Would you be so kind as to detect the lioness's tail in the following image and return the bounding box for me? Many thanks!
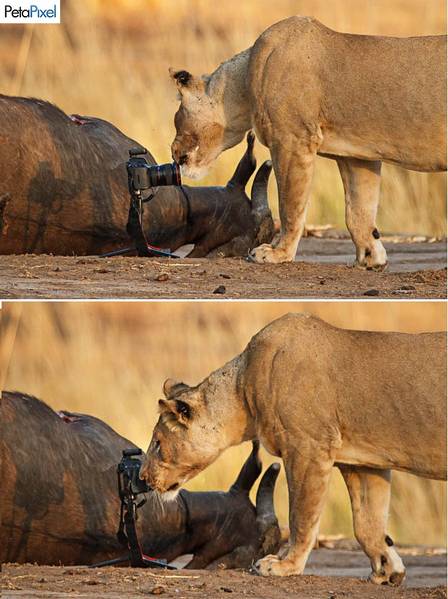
[229,440,262,494]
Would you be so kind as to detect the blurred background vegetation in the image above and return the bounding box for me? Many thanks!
[0,0,446,236]
[1,301,446,546]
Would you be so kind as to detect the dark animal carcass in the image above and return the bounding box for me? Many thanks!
[0,95,274,257]
[0,391,281,568]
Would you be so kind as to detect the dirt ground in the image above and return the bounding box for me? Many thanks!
[0,237,446,300]
[1,547,446,598]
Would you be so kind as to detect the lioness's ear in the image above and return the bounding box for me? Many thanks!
[169,68,207,96]
[163,378,181,397]
[158,398,192,427]
[163,378,191,398]
[170,68,192,87]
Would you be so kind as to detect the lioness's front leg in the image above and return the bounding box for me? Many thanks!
[337,158,387,270]
[249,140,316,264]
[339,465,405,586]
[256,450,333,576]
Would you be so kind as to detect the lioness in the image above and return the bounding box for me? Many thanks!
[169,17,447,266]
[141,314,447,585]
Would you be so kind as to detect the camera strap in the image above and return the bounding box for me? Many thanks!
[126,191,179,258]
[126,187,192,259]
[117,491,176,569]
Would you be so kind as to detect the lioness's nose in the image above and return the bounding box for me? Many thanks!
[171,140,188,163]
[139,463,149,481]
[171,141,180,162]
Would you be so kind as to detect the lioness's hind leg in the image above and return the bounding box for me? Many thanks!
[339,465,405,586]
[337,158,387,270]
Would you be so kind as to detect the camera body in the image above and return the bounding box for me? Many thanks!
[118,448,149,497]
[127,147,182,192]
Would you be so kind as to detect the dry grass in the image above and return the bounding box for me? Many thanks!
[1,301,446,546]
[0,0,446,236]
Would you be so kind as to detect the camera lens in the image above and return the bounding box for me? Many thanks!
[147,163,182,187]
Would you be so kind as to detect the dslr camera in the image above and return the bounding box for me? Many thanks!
[127,147,182,192]
[118,448,149,498]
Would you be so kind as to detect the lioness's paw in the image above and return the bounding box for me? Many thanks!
[354,259,388,272]
[354,242,388,271]
[369,548,406,586]
[248,244,293,264]
[255,554,302,577]
[369,569,406,587]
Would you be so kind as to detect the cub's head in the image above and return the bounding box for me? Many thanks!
[169,68,228,180]
[140,378,222,497]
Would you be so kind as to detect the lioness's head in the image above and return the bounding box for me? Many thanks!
[170,67,249,180]
[140,378,223,496]
[169,69,225,180]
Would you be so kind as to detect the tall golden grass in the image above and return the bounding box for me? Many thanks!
[0,0,446,236]
[1,301,446,546]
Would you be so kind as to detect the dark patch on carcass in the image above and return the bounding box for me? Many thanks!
[24,160,78,251]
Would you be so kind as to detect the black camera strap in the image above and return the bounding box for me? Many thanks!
[116,488,176,569]
[90,449,176,570]
[126,191,160,258]
[126,186,194,259]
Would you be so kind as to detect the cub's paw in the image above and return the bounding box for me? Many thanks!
[255,554,301,577]
[248,244,293,264]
